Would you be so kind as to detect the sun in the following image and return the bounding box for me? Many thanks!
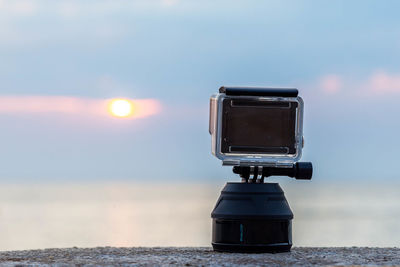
[108,99,134,118]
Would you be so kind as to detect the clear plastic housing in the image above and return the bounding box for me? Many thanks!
[209,93,304,166]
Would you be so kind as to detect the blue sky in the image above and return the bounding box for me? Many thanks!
[0,0,400,182]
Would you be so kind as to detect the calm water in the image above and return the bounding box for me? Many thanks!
[0,181,398,250]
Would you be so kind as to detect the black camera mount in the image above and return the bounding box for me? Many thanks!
[233,162,313,183]
[211,163,313,253]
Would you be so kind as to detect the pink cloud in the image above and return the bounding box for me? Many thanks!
[0,0,37,16]
[313,71,400,97]
[368,71,400,94]
[0,96,161,119]
[319,74,342,95]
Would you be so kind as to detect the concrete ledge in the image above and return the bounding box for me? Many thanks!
[0,247,399,266]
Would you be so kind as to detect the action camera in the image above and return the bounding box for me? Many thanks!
[209,86,313,253]
[210,86,304,167]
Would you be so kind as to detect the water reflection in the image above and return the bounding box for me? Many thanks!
[0,182,398,250]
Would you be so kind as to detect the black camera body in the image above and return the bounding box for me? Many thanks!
[209,87,312,253]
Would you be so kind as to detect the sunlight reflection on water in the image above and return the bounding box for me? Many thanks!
[0,182,398,250]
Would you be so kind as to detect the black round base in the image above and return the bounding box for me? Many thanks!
[212,243,291,253]
[212,218,292,253]
[211,183,293,254]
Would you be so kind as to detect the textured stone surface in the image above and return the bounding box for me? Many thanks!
[0,247,399,266]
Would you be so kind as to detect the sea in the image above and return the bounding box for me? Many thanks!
[0,181,398,250]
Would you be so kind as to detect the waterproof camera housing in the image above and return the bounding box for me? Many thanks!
[209,86,304,167]
[209,86,313,253]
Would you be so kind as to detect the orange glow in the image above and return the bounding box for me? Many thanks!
[108,99,134,118]
[0,96,161,120]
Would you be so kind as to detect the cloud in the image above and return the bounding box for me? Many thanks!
[0,0,37,15]
[0,0,193,47]
[319,74,342,95]
[367,71,400,94]
[0,1,130,47]
[0,96,161,119]
[313,71,400,97]
[0,0,181,17]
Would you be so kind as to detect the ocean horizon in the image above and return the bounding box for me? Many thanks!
[0,181,398,251]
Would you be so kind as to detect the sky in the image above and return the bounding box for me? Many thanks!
[0,0,400,182]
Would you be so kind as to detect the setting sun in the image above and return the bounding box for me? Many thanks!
[108,99,134,118]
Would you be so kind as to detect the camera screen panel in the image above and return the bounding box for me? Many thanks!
[221,99,297,155]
